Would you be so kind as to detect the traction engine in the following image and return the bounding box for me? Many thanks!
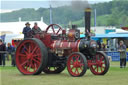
[15,8,109,77]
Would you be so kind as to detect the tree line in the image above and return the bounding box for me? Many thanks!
[1,0,128,27]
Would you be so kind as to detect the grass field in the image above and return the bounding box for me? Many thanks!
[0,62,128,85]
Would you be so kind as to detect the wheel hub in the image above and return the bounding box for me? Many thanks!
[97,60,102,66]
[73,61,81,67]
[27,53,32,60]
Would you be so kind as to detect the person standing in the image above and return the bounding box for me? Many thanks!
[22,22,31,39]
[100,43,107,51]
[118,41,127,68]
[7,43,16,67]
[97,40,101,51]
[32,22,41,34]
[0,39,6,66]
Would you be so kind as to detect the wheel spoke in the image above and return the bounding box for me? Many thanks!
[101,66,103,72]
[52,25,55,34]
[33,57,41,62]
[26,62,30,71]
[56,28,61,34]
[24,63,28,70]
[28,44,31,54]
[34,63,37,71]
[100,57,104,61]
[33,54,41,57]
[71,66,75,70]
[31,46,38,54]
[71,59,75,64]
[24,50,28,55]
[97,65,99,72]
[76,56,80,61]
[28,61,32,71]
[32,58,40,65]
[24,45,29,53]
[93,66,97,70]
[80,67,83,71]
[80,58,83,63]
[18,53,26,57]
[75,68,80,75]
[20,60,28,67]
[77,68,80,75]
[35,48,40,54]
[75,68,77,74]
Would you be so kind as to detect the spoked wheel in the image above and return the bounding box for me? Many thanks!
[45,24,62,35]
[67,52,87,77]
[43,64,66,74]
[89,51,109,75]
[15,38,48,75]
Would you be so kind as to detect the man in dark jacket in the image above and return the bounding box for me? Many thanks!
[22,22,31,38]
[7,43,15,66]
[118,41,127,68]
[32,22,41,34]
[0,39,6,66]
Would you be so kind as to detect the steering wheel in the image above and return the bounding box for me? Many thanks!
[45,24,62,35]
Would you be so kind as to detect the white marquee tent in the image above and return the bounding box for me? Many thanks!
[0,20,48,34]
[0,20,48,44]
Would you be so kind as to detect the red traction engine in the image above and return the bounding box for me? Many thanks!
[15,8,109,77]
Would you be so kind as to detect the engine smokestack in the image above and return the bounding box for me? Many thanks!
[85,8,91,40]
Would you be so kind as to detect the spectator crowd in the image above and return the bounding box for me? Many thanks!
[0,39,15,67]
[0,22,41,67]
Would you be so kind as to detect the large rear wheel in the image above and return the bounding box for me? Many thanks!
[67,52,87,77]
[89,51,109,75]
[15,38,48,75]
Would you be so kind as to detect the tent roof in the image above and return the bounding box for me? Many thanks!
[12,34,24,40]
[0,21,48,34]
[80,33,128,39]
[94,33,128,38]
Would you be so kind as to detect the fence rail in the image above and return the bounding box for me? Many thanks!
[0,51,15,55]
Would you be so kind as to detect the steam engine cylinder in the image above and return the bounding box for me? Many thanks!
[51,40,81,52]
[50,39,97,56]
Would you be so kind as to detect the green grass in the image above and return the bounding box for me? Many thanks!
[0,61,128,85]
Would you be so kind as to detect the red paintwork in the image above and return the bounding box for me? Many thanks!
[121,27,128,30]
[51,40,80,52]
[15,24,108,76]
[12,40,21,47]
[12,40,15,46]
[15,39,42,74]
[33,24,81,56]
[45,24,62,35]
[67,53,85,76]
[88,53,106,75]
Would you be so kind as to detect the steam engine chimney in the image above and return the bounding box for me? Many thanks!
[85,8,91,40]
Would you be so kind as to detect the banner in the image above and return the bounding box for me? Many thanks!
[106,52,128,61]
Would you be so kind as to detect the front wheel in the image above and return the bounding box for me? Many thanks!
[89,51,110,75]
[67,52,87,77]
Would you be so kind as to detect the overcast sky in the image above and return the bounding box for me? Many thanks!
[0,0,112,9]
